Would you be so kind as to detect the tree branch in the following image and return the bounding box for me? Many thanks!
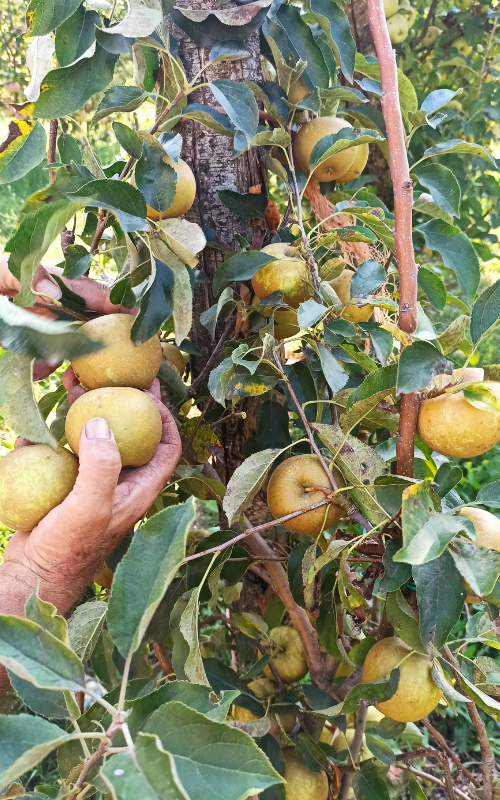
[338,699,368,800]
[400,765,471,800]
[420,717,480,788]
[366,0,418,479]
[153,642,175,680]
[188,315,236,398]
[443,646,493,800]
[48,119,58,184]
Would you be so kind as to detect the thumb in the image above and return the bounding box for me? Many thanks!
[59,418,122,534]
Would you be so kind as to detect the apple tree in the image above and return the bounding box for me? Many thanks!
[0,0,499,798]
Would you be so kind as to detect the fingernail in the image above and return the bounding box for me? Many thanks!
[34,277,62,300]
[85,417,111,440]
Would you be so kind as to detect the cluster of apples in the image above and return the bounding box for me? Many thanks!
[383,0,417,44]
[0,315,186,534]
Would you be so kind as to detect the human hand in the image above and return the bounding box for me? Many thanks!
[0,254,135,380]
[1,379,181,615]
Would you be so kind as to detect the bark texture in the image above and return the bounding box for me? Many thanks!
[169,2,267,483]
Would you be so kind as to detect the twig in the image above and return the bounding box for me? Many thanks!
[188,315,236,398]
[181,498,331,564]
[338,699,368,800]
[475,12,499,98]
[257,641,285,693]
[154,642,175,680]
[443,645,493,800]
[243,517,338,694]
[442,755,456,800]
[366,0,418,479]
[69,721,119,800]
[34,302,95,322]
[379,506,402,537]
[287,143,321,301]
[211,411,247,429]
[48,119,58,184]
[420,717,480,787]
[400,766,471,800]
[411,0,439,47]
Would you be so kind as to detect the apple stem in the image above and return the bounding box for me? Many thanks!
[366,0,419,479]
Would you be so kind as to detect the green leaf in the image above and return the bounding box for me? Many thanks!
[25,586,67,642]
[448,538,500,597]
[223,447,287,526]
[462,382,500,412]
[365,735,396,766]
[132,261,174,346]
[359,323,393,367]
[352,760,390,800]
[434,463,463,498]
[340,363,397,435]
[144,701,283,800]
[182,104,235,137]
[355,53,417,116]
[26,0,82,36]
[204,658,265,717]
[7,673,73,720]
[309,129,382,172]
[413,193,453,224]
[413,550,466,648]
[0,122,47,185]
[0,350,55,446]
[54,5,99,67]
[421,139,496,166]
[63,244,93,279]
[6,201,83,307]
[217,190,268,220]
[210,80,258,139]
[379,540,412,593]
[101,737,188,800]
[33,45,119,119]
[180,584,211,687]
[313,423,388,525]
[57,132,82,166]
[397,340,452,395]
[0,296,101,362]
[0,615,85,691]
[421,89,458,115]
[112,121,143,160]
[417,268,446,312]
[377,717,406,739]
[149,239,192,346]
[337,669,399,715]
[477,480,500,508]
[68,601,107,662]
[416,220,480,301]
[108,500,195,658]
[414,164,461,218]
[213,251,274,296]
[316,343,349,395]
[436,314,470,356]
[350,260,385,297]
[126,682,239,739]
[94,85,148,123]
[385,590,425,653]
[0,714,76,793]
[308,0,355,81]
[136,142,177,214]
[274,4,329,90]
[470,278,500,345]
[395,513,470,565]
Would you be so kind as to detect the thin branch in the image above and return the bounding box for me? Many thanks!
[366,0,418,479]
[475,12,499,98]
[287,142,321,301]
[411,0,439,48]
[154,642,175,680]
[181,498,330,564]
[338,700,368,800]
[420,717,480,788]
[443,645,493,800]
[33,302,95,322]
[69,721,119,800]
[48,119,58,184]
[188,315,236,398]
[257,641,285,693]
[400,766,471,800]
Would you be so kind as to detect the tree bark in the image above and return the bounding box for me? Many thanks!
[170,2,267,481]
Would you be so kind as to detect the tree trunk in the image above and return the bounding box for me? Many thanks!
[169,3,267,484]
